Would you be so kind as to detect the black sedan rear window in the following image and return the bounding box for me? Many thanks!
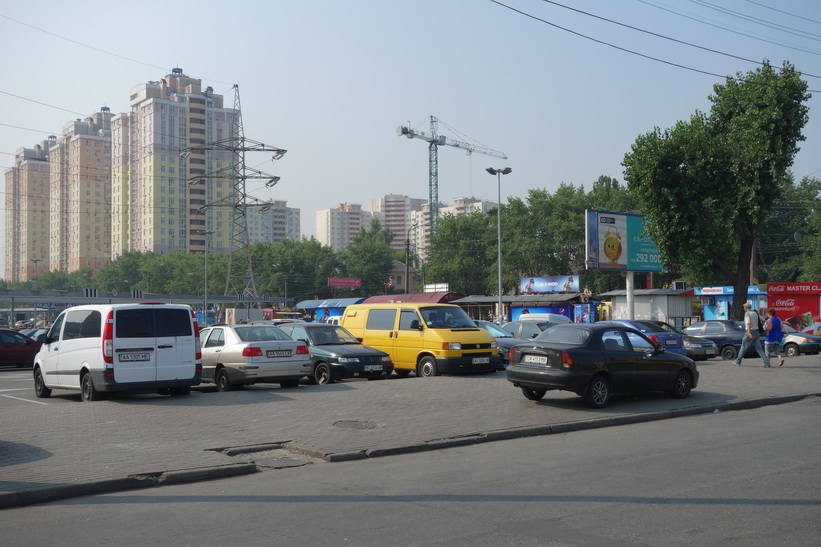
[535,327,590,346]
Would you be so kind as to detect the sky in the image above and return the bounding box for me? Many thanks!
[2,0,821,275]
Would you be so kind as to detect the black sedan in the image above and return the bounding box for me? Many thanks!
[682,320,760,361]
[474,320,530,370]
[278,323,393,384]
[506,324,698,408]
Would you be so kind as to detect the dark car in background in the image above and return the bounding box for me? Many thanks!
[646,321,717,360]
[278,323,393,384]
[682,320,758,361]
[0,328,42,368]
[506,323,698,408]
[597,320,688,357]
[475,320,530,370]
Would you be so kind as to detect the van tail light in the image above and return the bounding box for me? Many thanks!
[296,344,309,355]
[561,350,574,369]
[191,309,202,360]
[102,311,114,364]
[242,347,263,357]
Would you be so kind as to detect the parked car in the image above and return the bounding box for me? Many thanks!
[19,327,50,343]
[475,320,530,370]
[503,320,556,340]
[646,321,718,360]
[277,323,393,384]
[506,323,698,408]
[782,325,821,356]
[597,320,688,357]
[0,328,42,368]
[682,320,759,361]
[199,324,311,390]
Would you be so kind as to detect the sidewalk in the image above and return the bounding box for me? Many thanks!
[2,356,820,508]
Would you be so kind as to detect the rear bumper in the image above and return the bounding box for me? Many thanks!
[505,364,589,394]
[91,369,202,392]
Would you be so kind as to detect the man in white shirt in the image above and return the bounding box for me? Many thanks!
[734,302,771,367]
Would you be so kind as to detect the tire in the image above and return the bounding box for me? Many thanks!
[670,370,692,399]
[216,368,233,392]
[521,386,546,401]
[416,356,440,377]
[395,369,412,377]
[280,379,300,388]
[33,367,51,398]
[784,343,800,357]
[314,362,332,385]
[81,372,102,402]
[720,345,738,361]
[583,375,610,409]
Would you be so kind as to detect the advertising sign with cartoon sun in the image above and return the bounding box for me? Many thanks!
[585,210,665,272]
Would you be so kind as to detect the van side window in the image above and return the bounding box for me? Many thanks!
[399,310,420,330]
[63,310,100,340]
[366,309,396,330]
[48,314,66,342]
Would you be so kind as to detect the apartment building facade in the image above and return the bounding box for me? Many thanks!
[366,194,426,252]
[316,203,381,252]
[4,140,52,282]
[48,108,114,274]
[110,68,236,259]
[247,199,301,244]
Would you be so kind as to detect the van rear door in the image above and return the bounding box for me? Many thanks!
[153,307,197,381]
[113,307,161,383]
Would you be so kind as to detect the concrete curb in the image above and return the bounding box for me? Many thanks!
[0,463,257,510]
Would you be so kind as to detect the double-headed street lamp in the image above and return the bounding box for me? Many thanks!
[486,167,512,323]
[197,230,215,325]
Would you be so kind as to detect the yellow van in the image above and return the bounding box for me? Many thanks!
[340,303,499,377]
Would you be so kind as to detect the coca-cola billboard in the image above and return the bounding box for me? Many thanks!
[766,283,821,334]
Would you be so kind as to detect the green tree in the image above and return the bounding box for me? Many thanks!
[623,61,809,318]
[255,238,339,304]
[426,211,496,295]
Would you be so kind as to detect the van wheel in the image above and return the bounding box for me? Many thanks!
[216,368,233,392]
[34,368,51,398]
[81,372,102,402]
[314,362,332,385]
[417,357,440,377]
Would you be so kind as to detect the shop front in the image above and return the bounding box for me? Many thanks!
[766,283,821,335]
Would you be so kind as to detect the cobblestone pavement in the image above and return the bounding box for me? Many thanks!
[2,355,820,508]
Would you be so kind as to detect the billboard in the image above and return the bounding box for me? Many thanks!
[520,275,579,293]
[327,277,361,287]
[585,210,665,272]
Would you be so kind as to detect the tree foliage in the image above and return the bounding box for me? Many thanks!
[623,61,810,317]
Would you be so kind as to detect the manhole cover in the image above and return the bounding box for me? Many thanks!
[333,420,377,430]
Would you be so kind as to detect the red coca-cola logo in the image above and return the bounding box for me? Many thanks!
[773,298,796,307]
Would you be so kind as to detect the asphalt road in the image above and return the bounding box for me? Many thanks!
[1,396,819,546]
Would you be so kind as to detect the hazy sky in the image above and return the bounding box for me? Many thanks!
[2,0,821,274]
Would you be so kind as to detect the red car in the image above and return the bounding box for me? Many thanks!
[0,328,42,368]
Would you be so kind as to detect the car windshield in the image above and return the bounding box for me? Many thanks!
[653,321,682,334]
[421,306,476,329]
[309,326,359,345]
[534,326,590,346]
[480,321,513,338]
[234,326,290,341]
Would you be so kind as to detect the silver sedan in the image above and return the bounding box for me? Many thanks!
[199,324,311,390]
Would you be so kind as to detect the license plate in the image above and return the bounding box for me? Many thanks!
[706,349,716,354]
[522,355,548,365]
[472,357,490,364]
[119,352,150,362]
[664,339,675,345]
[266,350,292,358]
[364,364,382,371]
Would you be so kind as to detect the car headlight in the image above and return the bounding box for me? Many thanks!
[337,357,360,363]
[443,342,462,350]
[380,355,391,362]
[490,341,497,349]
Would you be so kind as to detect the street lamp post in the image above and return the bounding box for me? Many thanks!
[197,230,215,325]
[31,258,42,288]
[486,167,512,323]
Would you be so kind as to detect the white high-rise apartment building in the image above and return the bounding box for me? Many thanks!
[247,200,301,244]
[316,203,381,252]
[110,68,236,258]
[366,194,426,252]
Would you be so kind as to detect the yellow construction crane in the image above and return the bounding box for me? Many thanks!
[397,115,507,231]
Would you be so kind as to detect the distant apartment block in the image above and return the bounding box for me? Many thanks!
[366,194,426,252]
[316,203,381,252]
[410,197,496,261]
[247,200,301,244]
[48,108,114,274]
[4,140,51,282]
[110,68,237,259]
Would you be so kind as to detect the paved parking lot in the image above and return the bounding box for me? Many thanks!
[2,355,820,508]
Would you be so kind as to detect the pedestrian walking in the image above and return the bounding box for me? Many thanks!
[764,308,786,366]
[734,302,771,367]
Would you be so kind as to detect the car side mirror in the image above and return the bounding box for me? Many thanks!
[410,319,422,330]
[530,333,538,338]
[36,334,47,343]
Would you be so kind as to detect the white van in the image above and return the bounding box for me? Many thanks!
[32,303,202,402]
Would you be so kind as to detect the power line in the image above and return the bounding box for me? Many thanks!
[686,0,821,41]
[743,0,821,26]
